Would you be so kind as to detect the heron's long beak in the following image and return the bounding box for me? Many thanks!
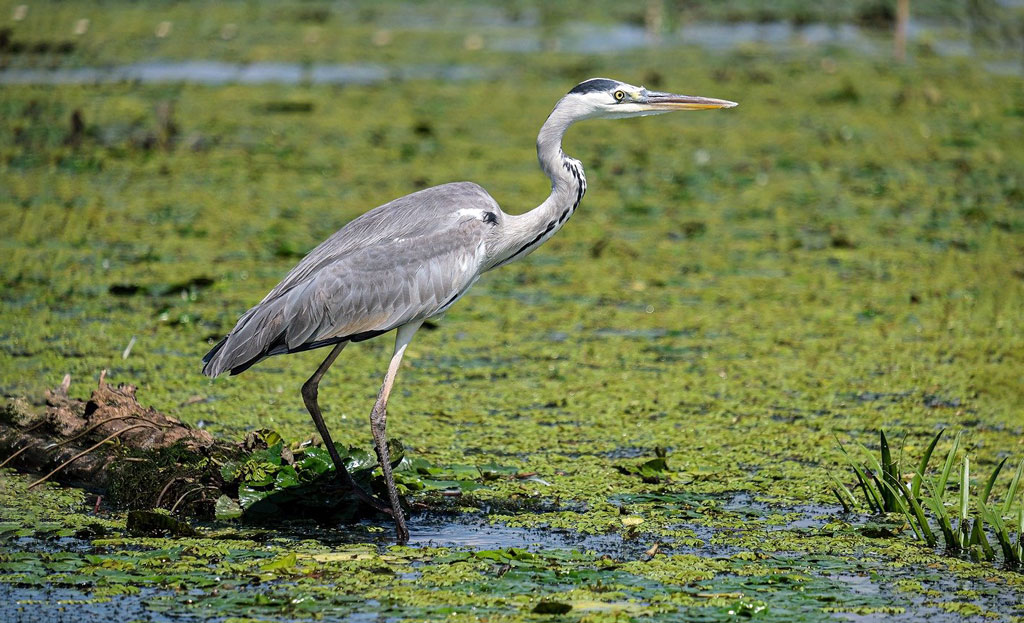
[641,91,738,111]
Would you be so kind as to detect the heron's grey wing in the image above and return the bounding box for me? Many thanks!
[202,199,493,377]
[278,219,488,349]
[258,182,499,306]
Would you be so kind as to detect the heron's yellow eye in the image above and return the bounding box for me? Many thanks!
[614,90,625,102]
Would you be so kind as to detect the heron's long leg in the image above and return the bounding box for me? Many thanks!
[370,320,423,544]
[301,341,391,515]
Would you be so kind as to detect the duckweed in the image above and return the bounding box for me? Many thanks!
[2,2,1023,620]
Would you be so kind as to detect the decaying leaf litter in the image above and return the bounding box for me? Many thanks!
[2,1,1024,620]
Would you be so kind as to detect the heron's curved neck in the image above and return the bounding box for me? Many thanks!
[491,101,586,269]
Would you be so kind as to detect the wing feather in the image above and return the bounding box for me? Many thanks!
[202,185,496,378]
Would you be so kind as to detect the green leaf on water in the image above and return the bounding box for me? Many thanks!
[220,459,241,482]
[260,552,298,573]
[478,462,518,480]
[616,455,672,484]
[238,484,271,510]
[343,447,378,474]
[215,495,243,520]
[298,446,333,476]
[274,465,300,489]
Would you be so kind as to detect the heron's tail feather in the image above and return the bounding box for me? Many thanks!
[201,290,351,377]
[202,286,392,377]
[201,301,291,377]
[201,336,228,368]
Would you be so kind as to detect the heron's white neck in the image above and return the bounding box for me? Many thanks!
[489,100,586,269]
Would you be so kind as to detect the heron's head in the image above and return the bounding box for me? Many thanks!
[561,77,737,121]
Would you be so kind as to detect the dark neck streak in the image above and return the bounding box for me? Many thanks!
[501,155,584,266]
[490,105,588,272]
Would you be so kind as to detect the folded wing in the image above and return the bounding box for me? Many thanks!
[203,184,497,377]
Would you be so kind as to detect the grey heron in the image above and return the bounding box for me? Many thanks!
[202,78,736,542]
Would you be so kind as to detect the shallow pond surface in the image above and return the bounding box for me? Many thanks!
[2,479,1022,622]
[0,61,488,86]
[2,1,1023,621]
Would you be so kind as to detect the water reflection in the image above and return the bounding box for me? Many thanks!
[0,60,487,86]
[1,18,1018,86]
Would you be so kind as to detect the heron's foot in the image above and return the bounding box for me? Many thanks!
[331,473,394,515]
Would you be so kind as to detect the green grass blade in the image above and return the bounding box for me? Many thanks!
[1011,508,1019,561]
[855,440,889,512]
[912,429,944,499]
[837,438,882,513]
[978,499,1016,563]
[959,455,970,548]
[854,464,883,513]
[880,430,896,513]
[922,478,957,549]
[979,456,1007,507]
[828,473,858,513]
[893,476,936,547]
[968,516,995,561]
[1001,458,1023,515]
[937,431,962,495]
[831,488,851,513]
[879,477,923,541]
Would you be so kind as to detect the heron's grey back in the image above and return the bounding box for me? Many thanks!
[202,182,499,377]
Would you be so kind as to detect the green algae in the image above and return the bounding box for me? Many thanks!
[2,2,1024,621]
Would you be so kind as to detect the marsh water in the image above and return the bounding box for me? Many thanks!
[2,1,1023,621]
[2,17,1021,86]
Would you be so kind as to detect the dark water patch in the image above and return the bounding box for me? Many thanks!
[256,100,315,114]
[721,493,841,532]
[0,584,169,623]
[645,342,710,362]
[403,513,649,557]
[923,393,961,409]
[846,390,915,404]
[0,62,487,86]
[489,18,1022,76]
[0,29,76,57]
[108,276,214,298]
[245,512,653,559]
[600,446,653,460]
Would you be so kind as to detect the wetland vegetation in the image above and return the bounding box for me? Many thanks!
[2,1,1023,621]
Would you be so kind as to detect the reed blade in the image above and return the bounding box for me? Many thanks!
[959,456,971,548]
[880,430,896,513]
[937,431,962,496]
[978,499,1016,563]
[922,478,957,549]
[829,473,858,513]
[979,456,1007,508]
[1001,458,1023,515]
[893,476,936,547]
[912,429,944,499]
[968,516,995,561]
[855,441,889,512]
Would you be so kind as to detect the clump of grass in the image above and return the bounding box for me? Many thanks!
[833,429,1023,568]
